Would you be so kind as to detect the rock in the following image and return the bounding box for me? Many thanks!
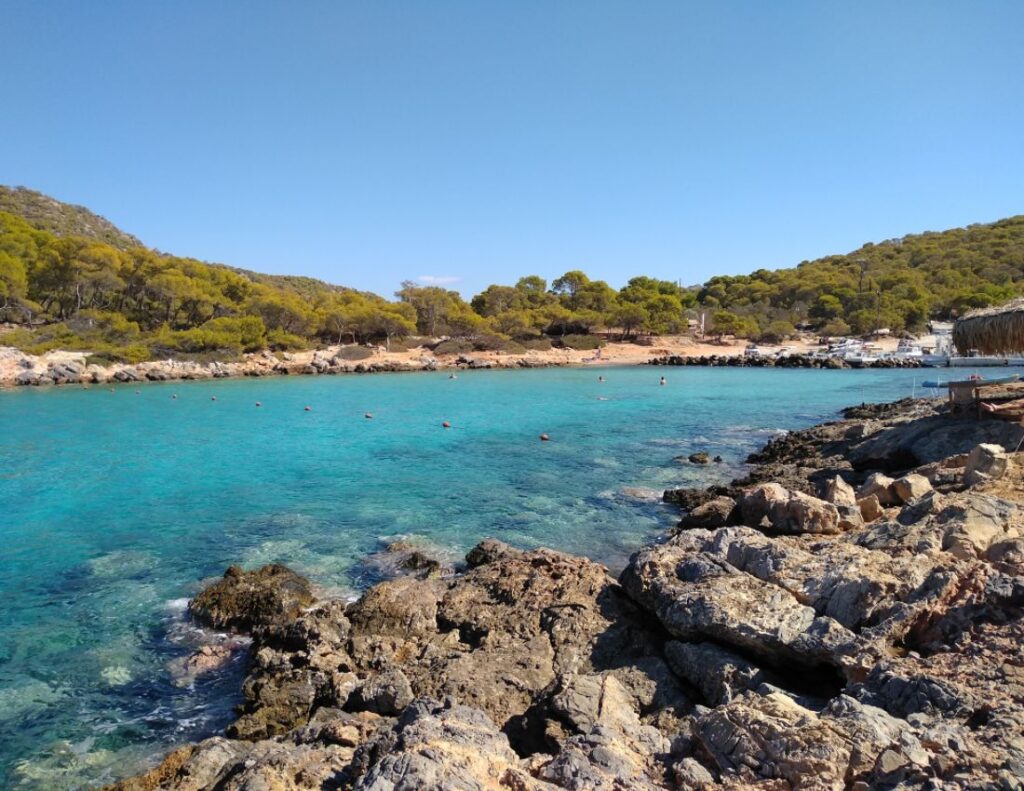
[688,451,710,464]
[352,700,540,790]
[167,643,239,686]
[824,475,857,506]
[736,482,789,528]
[465,538,522,568]
[965,443,1009,486]
[768,490,841,534]
[891,473,932,504]
[187,564,315,632]
[678,496,735,529]
[348,668,414,715]
[858,494,885,522]
[664,640,764,705]
[986,537,1024,565]
[859,473,898,506]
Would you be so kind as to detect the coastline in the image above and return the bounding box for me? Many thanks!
[1,335,911,388]
[104,395,1024,790]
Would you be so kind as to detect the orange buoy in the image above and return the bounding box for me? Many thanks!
[304,406,312,412]
[365,412,373,419]
[442,421,451,428]
[539,433,550,441]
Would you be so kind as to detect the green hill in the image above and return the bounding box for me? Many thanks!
[0,186,143,250]
[1,185,1022,362]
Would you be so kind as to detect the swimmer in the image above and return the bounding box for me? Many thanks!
[659,377,667,386]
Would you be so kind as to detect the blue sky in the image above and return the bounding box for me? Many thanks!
[2,1,1022,298]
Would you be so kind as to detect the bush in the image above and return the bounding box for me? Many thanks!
[84,344,152,366]
[432,338,474,355]
[333,345,374,361]
[470,333,524,352]
[266,329,309,351]
[554,334,605,351]
[521,338,553,351]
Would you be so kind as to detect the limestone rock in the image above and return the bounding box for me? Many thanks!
[891,473,932,504]
[679,496,736,529]
[964,443,1009,486]
[858,494,884,522]
[187,564,315,632]
[859,472,897,506]
[823,475,857,506]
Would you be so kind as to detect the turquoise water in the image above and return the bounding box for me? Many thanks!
[0,365,941,787]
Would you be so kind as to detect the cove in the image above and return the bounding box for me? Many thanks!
[0,365,937,787]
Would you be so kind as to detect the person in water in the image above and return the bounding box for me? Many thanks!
[660,376,667,386]
[598,375,605,383]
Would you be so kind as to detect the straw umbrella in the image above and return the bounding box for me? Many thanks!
[953,299,1024,355]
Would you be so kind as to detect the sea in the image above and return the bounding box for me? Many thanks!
[0,365,956,787]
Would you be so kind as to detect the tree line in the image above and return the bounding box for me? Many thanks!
[2,204,1023,362]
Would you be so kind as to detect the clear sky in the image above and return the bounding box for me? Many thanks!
[2,1,1022,298]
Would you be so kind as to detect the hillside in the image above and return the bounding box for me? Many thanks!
[0,186,143,250]
[1,185,1023,363]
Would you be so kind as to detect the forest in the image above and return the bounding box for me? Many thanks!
[1,186,1023,362]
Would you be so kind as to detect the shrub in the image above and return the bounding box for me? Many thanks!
[266,329,309,350]
[554,334,605,351]
[432,339,474,355]
[333,345,374,361]
[521,338,553,351]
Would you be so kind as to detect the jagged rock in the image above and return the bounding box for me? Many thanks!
[965,443,1009,486]
[736,482,789,528]
[187,564,315,632]
[768,490,841,534]
[858,494,885,522]
[352,699,541,790]
[859,472,898,506]
[349,668,414,715]
[824,475,857,506]
[678,496,735,529]
[892,473,932,504]
[465,537,522,567]
[664,640,764,705]
[688,451,710,464]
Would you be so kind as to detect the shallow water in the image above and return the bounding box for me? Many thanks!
[0,365,951,786]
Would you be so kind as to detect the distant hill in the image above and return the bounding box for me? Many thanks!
[1,185,1023,363]
[0,185,143,250]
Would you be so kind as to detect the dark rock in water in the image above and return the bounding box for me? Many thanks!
[663,484,735,509]
[465,537,522,568]
[187,564,315,632]
[678,496,736,529]
[688,451,710,464]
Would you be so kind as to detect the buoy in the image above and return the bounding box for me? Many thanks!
[442,421,451,428]
[365,412,373,419]
[255,401,262,407]
[539,433,550,441]
[304,406,312,412]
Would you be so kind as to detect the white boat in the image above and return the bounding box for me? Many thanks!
[845,353,879,368]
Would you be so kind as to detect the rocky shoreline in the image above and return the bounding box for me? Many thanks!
[651,353,923,369]
[108,398,1024,790]
[0,347,570,387]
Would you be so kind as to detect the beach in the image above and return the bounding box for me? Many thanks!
[0,334,910,388]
